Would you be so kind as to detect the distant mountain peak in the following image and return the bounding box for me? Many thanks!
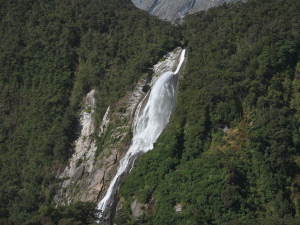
[132,0,247,23]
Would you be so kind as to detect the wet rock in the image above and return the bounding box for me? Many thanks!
[142,84,150,93]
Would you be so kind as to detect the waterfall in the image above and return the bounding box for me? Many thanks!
[97,49,186,220]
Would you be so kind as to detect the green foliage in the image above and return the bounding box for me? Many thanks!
[4,0,300,224]
[23,201,98,225]
[0,0,180,223]
[120,0,300,224]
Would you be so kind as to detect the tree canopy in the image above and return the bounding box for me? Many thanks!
[119,0,300,224]
[0,0,180,224]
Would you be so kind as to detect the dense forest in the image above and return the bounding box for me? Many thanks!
[0,0,180,224]
[118,0,300,224]
[1,0,300,224]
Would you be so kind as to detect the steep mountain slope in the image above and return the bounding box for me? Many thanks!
[132,0,247,23]
[54,48,184,210]
[2,0,300,224]
[0,0,181,224]
[117,0,300,224]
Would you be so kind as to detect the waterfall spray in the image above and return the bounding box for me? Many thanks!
[97,49,186,221]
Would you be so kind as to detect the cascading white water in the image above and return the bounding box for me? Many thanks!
[97,49,186,218]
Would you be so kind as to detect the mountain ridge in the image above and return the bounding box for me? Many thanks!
[132,0,247,22]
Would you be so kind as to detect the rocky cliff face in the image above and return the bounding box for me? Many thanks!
[132,0,246,23]
[54,48,184,206]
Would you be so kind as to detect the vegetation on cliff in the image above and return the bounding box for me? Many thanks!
[2,0,300,224]
[119,0,300,224]
[0,0,180,224]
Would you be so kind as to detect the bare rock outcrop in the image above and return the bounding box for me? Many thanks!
[54,47,184,206]
[132,0,247,23]
[54,90,100,205]
[131,199,144,219]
